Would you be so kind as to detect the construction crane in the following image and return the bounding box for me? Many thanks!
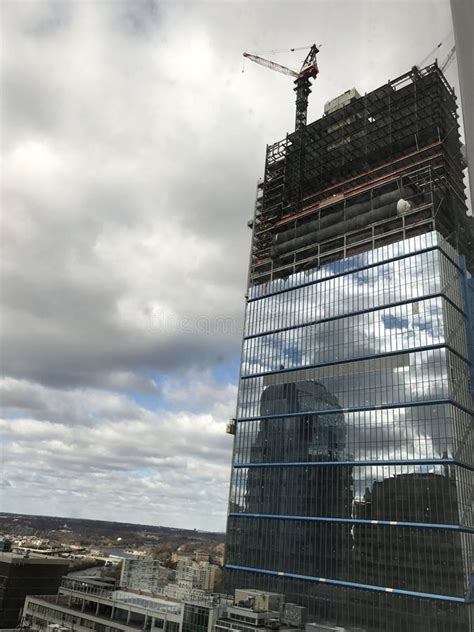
[440,45,456,72]
[243,44,320,132]
[416,33,456,73]
[417,41,444,68]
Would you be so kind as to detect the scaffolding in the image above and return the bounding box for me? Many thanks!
[250,63,473,286]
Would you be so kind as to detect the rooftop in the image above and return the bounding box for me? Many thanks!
[0,552,69,565]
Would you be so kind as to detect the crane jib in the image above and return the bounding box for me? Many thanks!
[242,43,320,132]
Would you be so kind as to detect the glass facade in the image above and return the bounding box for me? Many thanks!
[182,604,210,632]
[225,232,474,631]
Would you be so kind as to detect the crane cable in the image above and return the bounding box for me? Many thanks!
[417,31,453,68]
[259,45,313,54]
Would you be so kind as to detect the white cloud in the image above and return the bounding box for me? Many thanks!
[0,376,235,529]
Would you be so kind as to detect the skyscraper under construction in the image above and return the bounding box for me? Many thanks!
[225,63,474,632]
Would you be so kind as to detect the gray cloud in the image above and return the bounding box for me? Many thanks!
[0,0,458,528]
[0,376,235,528]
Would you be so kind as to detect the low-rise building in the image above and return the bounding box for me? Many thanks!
[21,569,311,632]
[171,551,194,565]
[23,577,182,632]
[214,590,307,632]
[160,581,214,604]
[176,560,222,592]
[182,597,230,632]
[193,551,210,563]
[22,577,231,632]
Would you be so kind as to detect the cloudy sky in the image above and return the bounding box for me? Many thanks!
[0,0,461,531]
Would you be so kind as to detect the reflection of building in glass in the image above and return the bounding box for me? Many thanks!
[248,381,347,472]
[353,472,467,596]
[234,381,353,582]
[225,64,474,632]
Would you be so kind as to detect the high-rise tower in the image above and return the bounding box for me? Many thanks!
[225,64,474,632]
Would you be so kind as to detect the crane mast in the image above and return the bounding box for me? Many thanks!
[243,44,320,132]
[294,45,319,131]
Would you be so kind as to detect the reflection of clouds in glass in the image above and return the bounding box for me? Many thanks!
[245,235,452,337]
[348,406,442,502]
[238,347,469,421]
[230,461,467,524]
[236,402,460,464]
[235,230,473,527]
[242,296,454,376]
[381,313,409,329]
[231,398,472,520]
[248,232,451,301]
[229,230,473,618]
[242,229,470,382]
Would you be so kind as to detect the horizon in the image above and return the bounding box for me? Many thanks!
[0,510,224,535]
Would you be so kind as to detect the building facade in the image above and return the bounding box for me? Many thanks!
[176,560,221,592]
[23,577,182,632]
[22,576,231,632]
[0,552,69,628]
[225,65,474,631]
[120,558,170,594]
[214,589,306,632]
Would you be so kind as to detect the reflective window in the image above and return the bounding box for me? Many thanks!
[227,231,474,632]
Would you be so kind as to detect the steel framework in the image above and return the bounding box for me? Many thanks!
[249,63,473,286]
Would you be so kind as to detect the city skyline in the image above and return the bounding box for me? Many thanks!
[0,0,466,531]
